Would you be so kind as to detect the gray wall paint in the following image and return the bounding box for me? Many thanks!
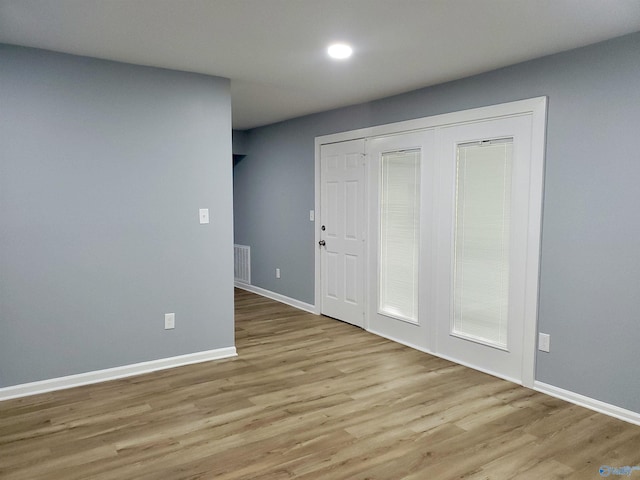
[232,130,249,155]
[233,32,640,413]
[0,45,234,387]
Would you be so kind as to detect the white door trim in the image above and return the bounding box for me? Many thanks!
[314,97,547,388]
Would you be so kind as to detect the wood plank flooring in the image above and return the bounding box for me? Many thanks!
[1,288,639,479]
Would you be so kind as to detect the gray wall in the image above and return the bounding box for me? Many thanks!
[233,32,640,413]
[232,129,249,156]
[0,45,234,387]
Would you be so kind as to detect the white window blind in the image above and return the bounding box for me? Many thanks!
[379,149,420,322]
[453,139,513,348]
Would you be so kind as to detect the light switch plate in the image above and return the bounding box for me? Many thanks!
[309,210,315,221]
[199,208,209,224]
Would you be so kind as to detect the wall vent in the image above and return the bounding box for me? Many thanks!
[234,244,251,284]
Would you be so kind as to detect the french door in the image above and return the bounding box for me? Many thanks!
[316,98,545,386]
[366,131,435,351]
[434,115,535,383]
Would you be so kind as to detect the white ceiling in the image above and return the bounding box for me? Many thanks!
[1,0,640,130]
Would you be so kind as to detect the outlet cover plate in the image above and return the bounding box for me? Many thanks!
[538,333,550,352]
[199,208,209,224]
[165,313,175,330]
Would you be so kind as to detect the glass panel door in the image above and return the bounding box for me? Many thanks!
[436,115,534,384]
[367,130,435,352]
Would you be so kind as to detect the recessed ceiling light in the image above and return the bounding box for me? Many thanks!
[327,43,353,60]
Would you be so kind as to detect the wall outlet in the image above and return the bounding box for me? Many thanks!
[199,208,209,224]
[276,268,281,279]
[165,313,175,330]
[538,333,550,352]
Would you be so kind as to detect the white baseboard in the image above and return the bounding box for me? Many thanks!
[534,381,640,426]
[0,346,237,401]
[234,282,318,314]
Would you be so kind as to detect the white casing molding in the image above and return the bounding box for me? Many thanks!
[0,347,237,401]
[234,282,317,314]
[534,381,640,426]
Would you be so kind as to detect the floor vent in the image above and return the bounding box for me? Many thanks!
[234,244,251,284]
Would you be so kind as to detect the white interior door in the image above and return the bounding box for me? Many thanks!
[367,131,435,350]
[434,115,535,384]
[320,139,366,327]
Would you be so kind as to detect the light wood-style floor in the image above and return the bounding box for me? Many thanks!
[1,289,639,479]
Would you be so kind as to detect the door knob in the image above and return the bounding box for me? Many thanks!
[318,240,326,246]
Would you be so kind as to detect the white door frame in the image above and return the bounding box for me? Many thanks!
[314,97,547,388]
